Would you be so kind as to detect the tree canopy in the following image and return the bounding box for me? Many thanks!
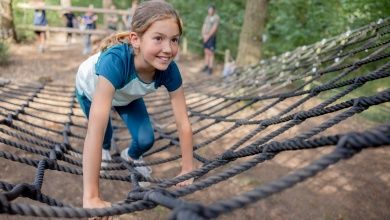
[263,0,390,57]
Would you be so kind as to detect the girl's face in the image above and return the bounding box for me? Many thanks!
[134,18,180,73]
[208,7,215,15]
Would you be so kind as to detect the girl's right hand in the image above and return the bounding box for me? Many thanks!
[83,197,112,220]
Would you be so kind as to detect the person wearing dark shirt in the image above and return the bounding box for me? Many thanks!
[62,11,76,44]
[106,5,119,33]
[201,4,220,75]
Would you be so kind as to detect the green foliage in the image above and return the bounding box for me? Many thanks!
[112,0,132,10]
[0,41,9,65]
[263,0,390,57]
[13,0,34,42]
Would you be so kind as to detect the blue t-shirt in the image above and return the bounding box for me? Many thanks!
[82,15,96,29]
[96,43,182,92]
[76,43,182,106]
[33,10,47,26]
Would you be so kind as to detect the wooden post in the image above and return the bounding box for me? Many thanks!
[182,37,188,55]
[60,0,71,41]
[60,0,71,7]
[102,0,113,27]
[224,49,230,66]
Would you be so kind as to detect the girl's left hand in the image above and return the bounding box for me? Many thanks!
[175,170,194,187]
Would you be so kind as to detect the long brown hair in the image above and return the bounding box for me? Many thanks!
[99,0,182,52]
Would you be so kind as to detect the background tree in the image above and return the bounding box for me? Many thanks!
[102,0,112,27]
[1,0,17,40]
[60,0,71,7]
[236,0,268,65]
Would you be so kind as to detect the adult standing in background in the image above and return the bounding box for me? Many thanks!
[201,4,219,75]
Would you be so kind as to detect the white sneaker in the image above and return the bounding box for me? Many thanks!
[101,149,112,169]
[133,157,153,175]
[120,148,152,187]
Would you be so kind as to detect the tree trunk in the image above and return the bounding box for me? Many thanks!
[102,0,112,27]
[60,0,71,7]
[0,0,17,40]
[236,0,268,66]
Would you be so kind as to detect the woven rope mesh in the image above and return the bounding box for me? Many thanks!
[0,18,389,219]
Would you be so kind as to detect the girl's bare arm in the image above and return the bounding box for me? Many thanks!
[169,86,194,186]
[82,76,115,206]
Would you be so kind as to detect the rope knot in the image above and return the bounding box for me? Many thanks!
[335,133,363,159]
[260,144,277,160]
[54,144,65,160]
[293,111,306,121]
[59,143,69,151]
[144,188,177,201]
[140,188,178,209]
[278,94,288,100]
[259,119,271,127]
[126,188,147,203]
[49,150,57,160]
[262,144,271,154]
[4,114,13,126]
[5,183,37,202]
[352,97,369,111]
[213,116,225,122]
[310,87,321,96]
[221,150,236,161]
[352,60,362,68]
[42,158,56,169]
[235,119,248,125]
[353,76,365,86]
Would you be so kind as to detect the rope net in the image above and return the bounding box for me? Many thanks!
[0,18,389,219]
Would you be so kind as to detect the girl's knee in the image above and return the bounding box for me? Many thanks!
[128,134,154,159]
[137,132,155,151]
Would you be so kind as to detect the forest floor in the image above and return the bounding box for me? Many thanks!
[0,34,389,220]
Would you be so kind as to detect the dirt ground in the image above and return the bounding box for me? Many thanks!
[0,34,389,220]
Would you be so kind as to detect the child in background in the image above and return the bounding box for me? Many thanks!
[33,1,47,53]
[62,10,76,44]
[106,5,119,33]
[75,0,194,213]
[81,5,98,55]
